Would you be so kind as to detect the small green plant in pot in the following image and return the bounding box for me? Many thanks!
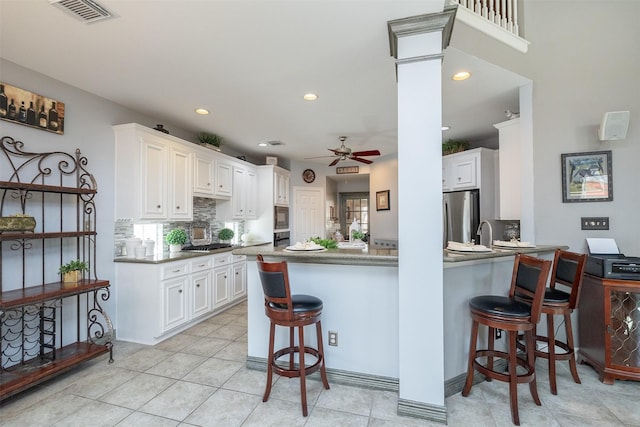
[59,259,89,284]
[442,139,470,156]
[197,132,223,151]
[218,228,235,243]
[351,230,365,242]
[166,228,188,252]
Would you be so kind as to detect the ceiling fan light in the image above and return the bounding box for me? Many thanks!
[303,93,318,101]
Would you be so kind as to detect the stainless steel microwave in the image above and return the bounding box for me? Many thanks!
[274,206,289,230]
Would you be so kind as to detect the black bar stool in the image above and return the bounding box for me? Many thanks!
[517,249,587,395]
[256,254,330,416]
[462,253,552,426]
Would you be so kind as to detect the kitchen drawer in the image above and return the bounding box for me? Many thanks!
[161,262,190,280]
[191,256,213,273]
[233,254,246,263]
[213,253,232,267]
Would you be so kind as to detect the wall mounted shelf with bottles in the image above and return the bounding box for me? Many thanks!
[0,82,65,134]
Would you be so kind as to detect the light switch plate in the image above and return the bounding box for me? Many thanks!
[581,217,609,230]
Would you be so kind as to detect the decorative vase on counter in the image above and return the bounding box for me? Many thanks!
[169,244,182,253]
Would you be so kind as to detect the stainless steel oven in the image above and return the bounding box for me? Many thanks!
[273,231,290,248]
[274,206,289,230]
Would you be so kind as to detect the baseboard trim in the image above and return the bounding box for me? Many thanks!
[398,398,447,424]
[246,356,399,392]
[444,359,507,397]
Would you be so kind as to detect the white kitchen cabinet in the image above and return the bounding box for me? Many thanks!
[274,167,290,206]
[191,257,213,318]
[193,153,215,196]
[450,151,478,190]
[162,278,188,333]
[215,159,233,198]
[494,118,521,220]
[232,255,247,299]
[114,123,193,221]
[246,169,257,218]
[226,164,258,220]
[213,253,232,309]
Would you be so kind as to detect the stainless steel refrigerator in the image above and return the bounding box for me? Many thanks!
[442,189,480,248]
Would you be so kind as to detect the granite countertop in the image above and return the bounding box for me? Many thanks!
[232,244,399,267]
[113,241,271,264]
[443,244,567,265]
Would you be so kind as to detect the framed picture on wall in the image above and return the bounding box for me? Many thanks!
[0,82,65,134]
[376,190,390,211]
[561,150,612,202]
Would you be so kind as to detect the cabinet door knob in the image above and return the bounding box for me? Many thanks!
[157,204,161,208]
[178,289,183,293]
[196,284,200,288]
[176,206,180,210]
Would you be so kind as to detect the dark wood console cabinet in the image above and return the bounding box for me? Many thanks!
[0,136,113,400]
[578,274,640,384]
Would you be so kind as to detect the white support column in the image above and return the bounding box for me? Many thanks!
[388,7,456,423]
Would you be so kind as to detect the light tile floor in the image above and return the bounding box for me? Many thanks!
[2,301,639,426]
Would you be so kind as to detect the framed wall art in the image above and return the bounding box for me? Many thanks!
[376,190,390,211]
[0,82,65,135]
[561,150,612,203]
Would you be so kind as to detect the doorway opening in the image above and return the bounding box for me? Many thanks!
[339,192,369,239]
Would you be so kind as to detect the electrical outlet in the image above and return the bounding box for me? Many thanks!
[328,330,338,346]
[581,217,609,230]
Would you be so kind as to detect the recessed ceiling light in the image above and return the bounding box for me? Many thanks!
[195,108,209,115]
[442,126,450,131]
[258,142,269,147]
[303,93,318,101]
[452,71,471,81]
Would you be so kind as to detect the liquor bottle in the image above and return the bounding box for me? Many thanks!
[38,105,47,128]
[26,101,37,125]
[0,84,7,118]
[48,101,58,131]
[18,101,27,123]
[8,98,17,120]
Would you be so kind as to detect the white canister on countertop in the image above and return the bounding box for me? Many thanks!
[125,238,142,258]
[143,238,155,256]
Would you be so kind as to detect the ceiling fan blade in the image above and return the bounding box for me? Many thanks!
[329,158,341,167]
[328,148,340,155]
[304,155,335,159]
[350,157,373,164]
[351,150,380,157]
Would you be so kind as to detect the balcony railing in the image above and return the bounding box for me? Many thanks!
[448,0,529,52]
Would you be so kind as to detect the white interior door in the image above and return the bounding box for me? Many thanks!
[292,186,324,243]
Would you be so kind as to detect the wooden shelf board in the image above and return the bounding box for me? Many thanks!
[0,181,96,195]
[0,231,96,242]
[0,280,110,309]
[0,341,110,401]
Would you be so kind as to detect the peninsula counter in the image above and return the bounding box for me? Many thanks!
[234,244,565,393]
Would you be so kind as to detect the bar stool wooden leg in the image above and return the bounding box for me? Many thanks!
[526,330,541,406]
[564,312,581,384]
[462,320,479,396]
[298,325,308,417]
[487,327,495,380]
[508,331,520,426]
[263,322,276,402]
[316,320,330,389]
[546,313,558,395]
[289,326,295,371]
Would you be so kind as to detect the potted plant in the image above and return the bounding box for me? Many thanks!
[59,259,89,284]
[166,228,188,252]
[351,230,365,242]
[217,227,235,243]
[197,132,223,151]
[442,139,470,156]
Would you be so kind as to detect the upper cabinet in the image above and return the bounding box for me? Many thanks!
[114,124,193,221]
[494,118,521,220]
[274,167,290,206]
[193,152,215,197]
[442,148,496,192]
[230,165,257,219]
[214,159,233,198]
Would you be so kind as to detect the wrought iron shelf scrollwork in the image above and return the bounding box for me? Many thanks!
[0,135,112,401]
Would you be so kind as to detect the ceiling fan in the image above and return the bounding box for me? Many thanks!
[307,136,381,166]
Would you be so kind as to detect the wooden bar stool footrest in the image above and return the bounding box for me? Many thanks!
[272,346,323,378]
[473,349,535,384]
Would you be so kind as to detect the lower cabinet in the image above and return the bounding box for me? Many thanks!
[116,252,246,345]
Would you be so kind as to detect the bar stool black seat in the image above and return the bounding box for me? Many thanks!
[256,254,330,417]
[517,249,587,395]
[462,253,552,426]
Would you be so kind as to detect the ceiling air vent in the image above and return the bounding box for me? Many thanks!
[50,0,114,24]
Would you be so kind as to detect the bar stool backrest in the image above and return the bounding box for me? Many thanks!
[550,249,587,309]
[511,253,552,324]
[256,254,295,320]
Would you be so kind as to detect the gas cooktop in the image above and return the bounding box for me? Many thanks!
[182,243,233,251]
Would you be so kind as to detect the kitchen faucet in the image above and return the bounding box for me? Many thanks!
[476,220,493,247]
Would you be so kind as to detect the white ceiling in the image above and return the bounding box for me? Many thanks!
[0,0,528,166]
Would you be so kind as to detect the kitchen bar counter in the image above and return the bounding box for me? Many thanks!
[113,241,271,264]
[232,244,398,266]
